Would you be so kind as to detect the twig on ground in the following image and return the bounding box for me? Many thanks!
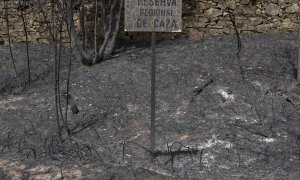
[236,124,269,138]
[190,76,214,102]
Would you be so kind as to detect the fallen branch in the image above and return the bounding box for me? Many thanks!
[236,124,269,138]
[190,76,214,102]
[70,113,107,135]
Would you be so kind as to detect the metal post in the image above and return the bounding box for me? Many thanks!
[150,32,156,162]
[297,15,300,81]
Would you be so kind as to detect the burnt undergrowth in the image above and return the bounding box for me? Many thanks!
[0,33,300,178]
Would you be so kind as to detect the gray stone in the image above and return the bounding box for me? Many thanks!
[285,4,299,13]
[206,8,223,17]
[265,3,280,16]
[226,0,236,9]
[271,0,278,4]
[281,18,298,29]
[250,17,263,26]
[240,0,251,5]
[256,23,274,32]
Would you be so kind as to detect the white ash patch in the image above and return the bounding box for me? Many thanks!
[127,103,138,112]
[233,115,259,123]
[197,134,233,149]
[217,88,235,102]
[261,138,276,143]
[174,100,189,118]
[201,152,215,168]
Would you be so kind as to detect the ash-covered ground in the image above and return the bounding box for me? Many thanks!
[0,33,300,179]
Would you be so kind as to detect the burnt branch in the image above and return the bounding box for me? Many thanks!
[228,8,241,56]
[190,76,214,102]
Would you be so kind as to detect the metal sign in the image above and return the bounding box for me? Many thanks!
[125,0,182,32]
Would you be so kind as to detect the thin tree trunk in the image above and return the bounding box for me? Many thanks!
[19,0,31,84]
[100,0,107,33]
[37,0,55,41]
[80,0,86,50]
[94,0,118,64]
[94,0,98,56]
[64,0,92,65]
[297,14,300,81]
[64,0,75,136]
[4,0,22,90]
[105,0,124,56]
[64,41,72,137]
[59,0,123,66]
[52,0,63,140]
[57,25,70,135]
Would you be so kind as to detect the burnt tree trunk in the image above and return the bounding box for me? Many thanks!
[297,14,300,81]
[61,0,124,66]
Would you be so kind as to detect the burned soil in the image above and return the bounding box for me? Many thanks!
[0,33,300,179]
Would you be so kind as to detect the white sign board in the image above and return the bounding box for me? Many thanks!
[125,0,182,32]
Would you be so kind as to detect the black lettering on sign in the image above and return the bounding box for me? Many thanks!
[140,9,144,16]
[140,9,174,16]
[153,19,177,29]
[137,19,148,28]
[138,0,177,6]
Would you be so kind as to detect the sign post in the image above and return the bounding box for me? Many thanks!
[150,31,156,162]
[125,0,182,162]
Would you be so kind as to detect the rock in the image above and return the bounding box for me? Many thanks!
[197,2,210,10]
[278,0,285,5]
[265,3,280,16]
[236,6,256,15]
[0,1,299,43]
[240,0,251,5]
[271,0,278,4]
[285,4,299,13]
[281,18,298,29]
[70,104,79,114]
[206,8,223,17]
[256,23,274,32]
[194,21,207,28]
[226,0,236,9]
[271,18,282,27]
[250,17,263,26]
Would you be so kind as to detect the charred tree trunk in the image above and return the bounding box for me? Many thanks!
[104,0,124,56]
[60,0,124,66]
[4,0,22,89]
[80,0,86,50]
[62,0,92,65]
[18,0,31,84]
[297,14,300,81]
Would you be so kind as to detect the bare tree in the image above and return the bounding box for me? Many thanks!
[60,0,124,66]
[4,0,22,89]
[37,0,71,140]
[35,0,124,139]
[18,0,31,84]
